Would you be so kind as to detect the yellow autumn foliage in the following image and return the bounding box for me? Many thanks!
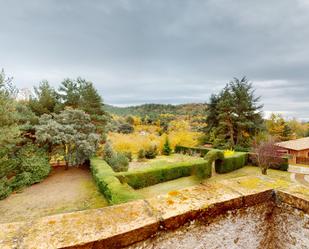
[108,130,202,155]
[224,150,235,157]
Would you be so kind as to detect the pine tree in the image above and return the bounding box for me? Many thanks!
[58,79,80,108]
[29,80,61,116]
[205,77,263,149]
[162,137,172,155]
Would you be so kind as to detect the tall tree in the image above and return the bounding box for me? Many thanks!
[0,70,20,179]
[35,109,100,168]
[265,113,292,141]
[205,77,263,149]
[58,77,108,140]
[29,80,61,116]
[58,78,80,108]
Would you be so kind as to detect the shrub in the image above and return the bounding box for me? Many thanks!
[16,144,51,184]
[194,160,212,179]
[107,153,129,172]
[144,145,157,159]
[123,151,133,162]
[215,152,247,174]
[224,150,235,157]
[117,123,134,134]
[0,177,12,200]
[248,153,289,171]
[9,172,32,190]
[194,150,224,179]
[116,160,210,189]
[137,149,146,161]
[174,145,211,157]
[162,137,172,155]
[90,157,141,204]
[104,141,129,172]
[205,149,224,162]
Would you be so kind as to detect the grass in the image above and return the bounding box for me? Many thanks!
[129,154,204,171]
[136,166,293,199]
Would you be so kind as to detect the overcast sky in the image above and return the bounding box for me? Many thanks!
[1,0,309,120]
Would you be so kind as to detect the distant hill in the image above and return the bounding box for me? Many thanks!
[105,103,207,117]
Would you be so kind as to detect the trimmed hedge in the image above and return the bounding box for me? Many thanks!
[174,145,211,157]
[115,159,211,189]
[247,153,289,171]
[175,146,249,174]
[90,157,141,205]
[215,152,248,174]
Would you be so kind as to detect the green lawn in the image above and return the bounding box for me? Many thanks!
[129,154,204,171]
[136,166,292,199]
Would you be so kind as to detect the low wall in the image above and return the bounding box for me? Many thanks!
[1,177,309,249]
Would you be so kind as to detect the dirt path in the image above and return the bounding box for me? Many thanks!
[0,167,108,224]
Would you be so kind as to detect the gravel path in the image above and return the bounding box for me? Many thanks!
[0,167,108,224]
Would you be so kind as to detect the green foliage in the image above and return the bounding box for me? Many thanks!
[90,157,141,204]
[106,153,129,172]
[29,81,61,116]
[117,123,134,134]
[174,145,210,157]
[35,109,100,167]
[58,78,80,108]
[144,145,158,159]
[204,149,224,162]
[205,77,263,149]
[15,144,51,183]
[123,151,133,162]
[215,152,247,174]
[194,160,212,179]
[116,160,210,189]
[0,144,51,200]
[0,177,12,200]
[103,141,129,172]
[162,137,172,155]
[137,149,146,160]
[174,145,247,175]
[265,113,293,141]
[194,149,224,179]
[9,172,32,190]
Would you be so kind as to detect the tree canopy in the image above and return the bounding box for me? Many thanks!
[205,77,263,149]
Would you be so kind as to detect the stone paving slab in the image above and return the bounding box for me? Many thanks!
[0,200,159,249]
[146,182,243,229]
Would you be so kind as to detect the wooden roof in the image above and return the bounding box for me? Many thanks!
[276,137,309,151]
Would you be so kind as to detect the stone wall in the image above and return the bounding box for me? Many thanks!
[1,176,309,249]
[126,202,274,249]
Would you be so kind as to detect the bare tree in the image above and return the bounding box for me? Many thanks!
[253,137,283,175]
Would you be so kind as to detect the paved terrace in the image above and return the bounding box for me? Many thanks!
[1,175,309,249]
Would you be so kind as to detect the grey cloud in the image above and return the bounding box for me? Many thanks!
[0,0,309,120]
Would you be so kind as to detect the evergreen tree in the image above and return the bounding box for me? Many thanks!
[29,80,61,116]
[162,137,172,155]
[58,78,80,108]
[35,109,100,168]
[205,77,263,149]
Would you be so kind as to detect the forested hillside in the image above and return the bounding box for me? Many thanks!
[105,103,207,118]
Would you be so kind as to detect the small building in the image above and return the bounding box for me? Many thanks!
[276,137,309,165]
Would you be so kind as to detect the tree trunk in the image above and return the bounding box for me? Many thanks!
[65,161,69,170]
[261,167,267,175]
